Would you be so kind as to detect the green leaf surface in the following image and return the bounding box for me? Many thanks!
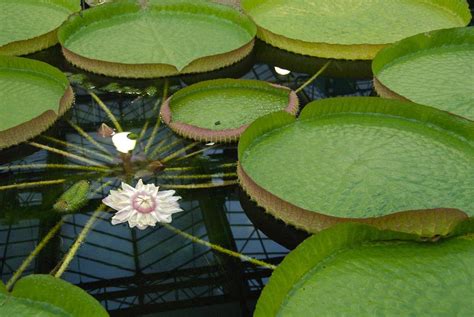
[255,222,474,316]
[0,294,71,317]
[168,79,292,130]
[0,0,79,47]
[0,55,73,149]
[0,0,80,55]
[0,281,7,294]
[374,27,474,120]
[0,56,67,130]
[239,97,474,219]
[242,0,470,45]
[12,275,108,317]
[59,0,256,71]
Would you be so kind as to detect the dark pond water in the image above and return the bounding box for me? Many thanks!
[2,6,473,312]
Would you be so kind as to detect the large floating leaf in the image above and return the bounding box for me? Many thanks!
[0,0,80,55]
[238,97,473,234]
[241,0,471,60]
[161,79,298,142]
[0,274,108,316]
[58,0,257,78]
[0,56,74,149]
[255,222,474,316]
[374,27,474,121]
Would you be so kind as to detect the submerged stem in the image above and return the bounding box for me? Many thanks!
[160,180,238,189]
[6,219,65,290]
[149,138,181,159]
[144,80,169,155]
[295,61,331,93]
[41,136,114,163]
[0,179,66,191]
[29,142,106,167]
[0,164,108,173]
[159,172,236,180]
[163,162,237,173]
[161,142,200,163]
[90,91,123,133]
[177,144,218,161]
[162,223,276,270]
[54,204,107,278]
[65,120,112,156]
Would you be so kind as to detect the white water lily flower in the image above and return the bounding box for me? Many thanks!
[112,132,137,153]
[103,179,182,230]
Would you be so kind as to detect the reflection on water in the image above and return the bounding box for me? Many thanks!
[0,43,373,316]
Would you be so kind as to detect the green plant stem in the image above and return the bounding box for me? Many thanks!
[161,223,276,270]
[162,166,195,172]
[164,162,237,172]
[65,119,113,156]
[41,136,115,163]
[120,153,134,175]
[177,144,218,161]
[29,142,106,167]
[159,172,236,180]
[295,61,331,93]
[160,180,238,189]
[136,120,150,147]
[148,137,168,155]
[6,219,66,290]
[54,205,107,278]
[149,139,182,159]
[161,142,200,163]
[144,80,169,155]
[0,164,108,173]
[0,179,66,191]
[90,91,123,132]
[92,180,114,195]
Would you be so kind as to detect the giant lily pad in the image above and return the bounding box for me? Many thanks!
[241,0,471,60]
[373,27,474,121]
[238,97,473,234]
[255,221,474,316]
[58,0,257,78]
[0,0,80,56]
[0,55,74,149]
[0,274,108,316]
[161,79,298,142]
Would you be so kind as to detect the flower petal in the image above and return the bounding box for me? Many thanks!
[136,179,145,191]
[121,182,136,192]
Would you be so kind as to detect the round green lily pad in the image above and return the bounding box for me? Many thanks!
[0,0,80,56]
[373,27,474,121]
[241,0,471,60]
[255,222,474,316]
[58,0,257,78]
[238,97,474,234]
[0,55,74,149]
[161,79,298,142]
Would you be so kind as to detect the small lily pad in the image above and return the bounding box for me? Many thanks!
[255,222,474,316]
[238,97,473,234]
[0,0,80,55]
[242,0,471,60]
[58,0,257,78]
[373,27,474,121]
[0,56,74,149]
[161,79,298,142]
